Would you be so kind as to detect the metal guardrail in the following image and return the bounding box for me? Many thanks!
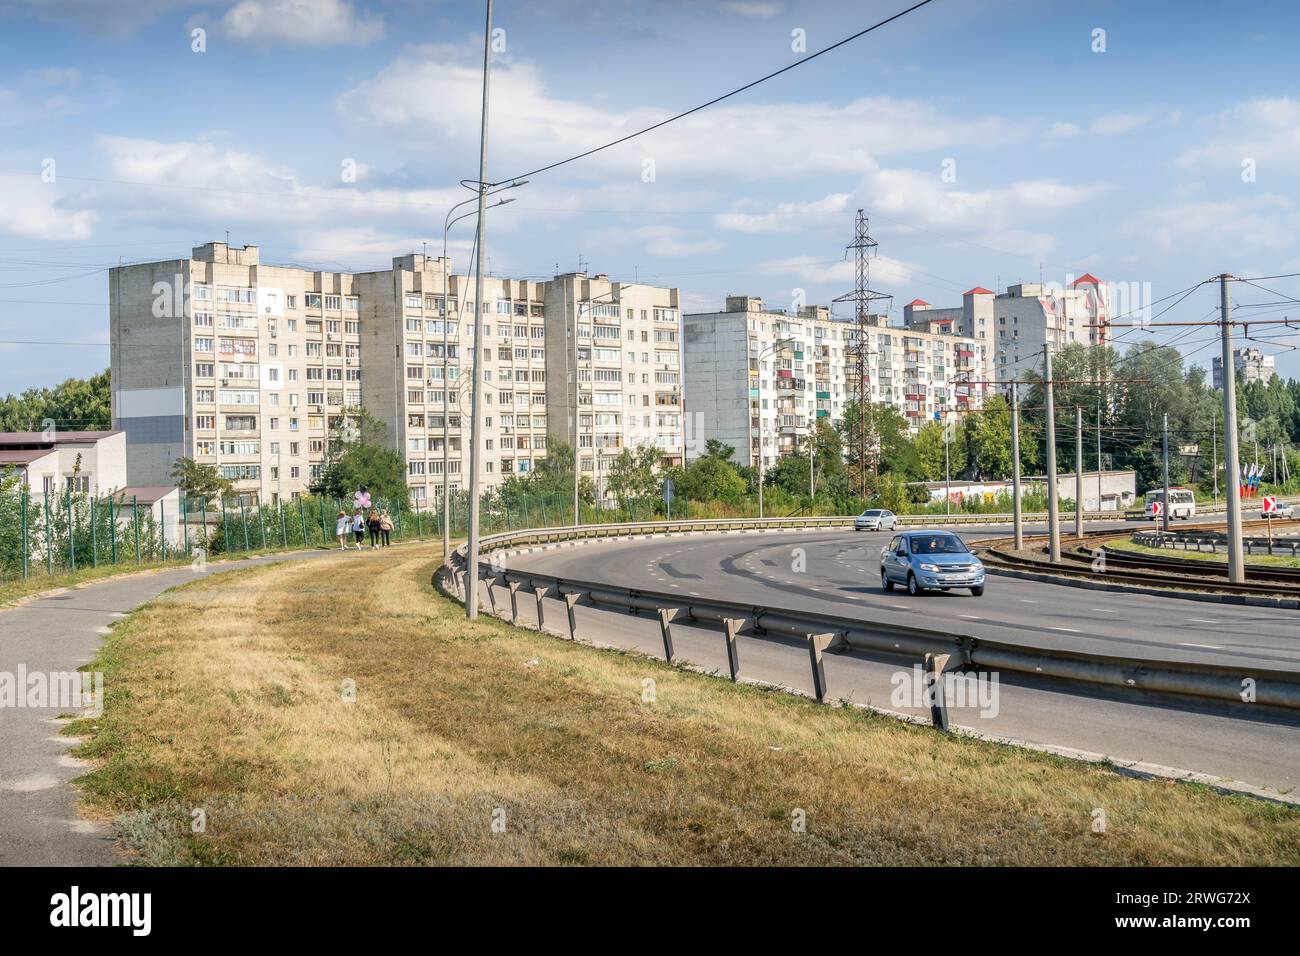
[1133,529,1300,557]
[438,518,1300,714]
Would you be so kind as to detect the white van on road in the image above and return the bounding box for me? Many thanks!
[1144,488,1196,520]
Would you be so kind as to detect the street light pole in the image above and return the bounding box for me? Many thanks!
[465,0,493,621]
[1044,344,1061,562]
[1011,382,1023,549]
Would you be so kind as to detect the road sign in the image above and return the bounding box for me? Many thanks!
[1263,495,1278,514]
[1151,501,1163,517]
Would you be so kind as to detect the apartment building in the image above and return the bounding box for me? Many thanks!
[543,273,685,485]
[684,296,988,469]
[109,244,682,504]
[904,275,1111,385]
[110,242,362,504]
[1213,347,1276,390]
[354,253,552,504]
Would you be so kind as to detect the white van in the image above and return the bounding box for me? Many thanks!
[1144,488,1196,520]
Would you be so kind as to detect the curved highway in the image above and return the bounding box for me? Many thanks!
[503,523,1300,797]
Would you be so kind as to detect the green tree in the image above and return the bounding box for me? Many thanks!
[606,445,660,509]
[169,457,233,503]
[314,407,407,504]
[0,368,112,432]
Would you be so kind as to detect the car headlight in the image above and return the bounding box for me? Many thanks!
[919,563,940,572]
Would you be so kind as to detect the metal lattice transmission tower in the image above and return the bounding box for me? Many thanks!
[833,209,893,494]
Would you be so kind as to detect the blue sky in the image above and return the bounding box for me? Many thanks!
[3,0,1300,392]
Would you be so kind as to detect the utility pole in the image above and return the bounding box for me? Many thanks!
[944,420,951,519]
[758,423,766,518]
[1075,406,1084,537]
[1011,382,1023,549]
[1211,404,1219,504]
[1161,412,1171,534]
[465,0,493,620]
[571,282,580,527]
[1096,396,1103,515]
[1219,274,1245,583]
[1044,345,1061,562]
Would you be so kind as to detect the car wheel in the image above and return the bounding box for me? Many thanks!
[881,569,894,592]
[907,573,922,596]
[970,585,984,597]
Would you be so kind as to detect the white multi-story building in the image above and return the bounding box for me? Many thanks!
[684,296,988,469]
[1213,347,1275,390]
[109,244,681,505]
[905,275,1112,386]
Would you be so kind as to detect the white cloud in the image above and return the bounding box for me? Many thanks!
[222,0,384,47]
[1089,112,1150,136]
[758,253,918,288]
[337,46,1023,181]
[719,2,781,17]
[96,135,460,239]
[1177,97,1300,175]
[0,173,96,241]
[1137,194,1298,255]
[1049,121,1081,138]
[714,193,852,233]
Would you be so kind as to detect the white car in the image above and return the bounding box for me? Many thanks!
[1262,502,1295,519]
[854,509,897,532]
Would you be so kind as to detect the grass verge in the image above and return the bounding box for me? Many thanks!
[68,546,1300,865]
[1105,535,1300,568]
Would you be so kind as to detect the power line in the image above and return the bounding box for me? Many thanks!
[491,0,940,185]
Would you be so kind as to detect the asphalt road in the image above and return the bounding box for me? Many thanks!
[502,523,1300,797]
[0,547,341,866]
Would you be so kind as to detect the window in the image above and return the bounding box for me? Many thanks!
[195,415,216,430]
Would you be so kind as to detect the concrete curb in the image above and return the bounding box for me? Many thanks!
[986,564,1300,610]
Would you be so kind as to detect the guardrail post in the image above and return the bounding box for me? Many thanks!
[484,574,500,615]
[924,652,951,732]
[657,608,677,663]
[564,591,582,641]
[533,584,549,631]
[507,579,521,623]
[722,618,743,681]
[807,633,833,703]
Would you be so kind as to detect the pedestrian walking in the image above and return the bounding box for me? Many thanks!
[335,510,351,550]
[351,509,366,548]
[367,508,382,549]
[379,508,394,547]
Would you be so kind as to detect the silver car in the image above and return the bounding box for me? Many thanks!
[854,508,897,532]
[880,530,986,597]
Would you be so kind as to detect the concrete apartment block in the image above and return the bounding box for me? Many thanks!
[685,296,988,469]
[543,273,684,484]
[111,242,363,503]
[111,244,681,505]
[1213,347,1275,390]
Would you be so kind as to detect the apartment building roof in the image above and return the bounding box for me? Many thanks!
[115,485,178,505]
[906,298,930,307]
[1071,273,1103,286]
[0,448,56,466]
[964,286,994,296]
[0,430,122,448]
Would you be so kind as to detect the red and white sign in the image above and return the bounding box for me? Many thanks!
[1150,501,1163,517]
[1263,495,1278,514]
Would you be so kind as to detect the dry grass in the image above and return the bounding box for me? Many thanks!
[69,547,1300,866]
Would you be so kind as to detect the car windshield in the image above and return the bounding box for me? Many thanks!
[910,535,968,554]
[862,510,881,517]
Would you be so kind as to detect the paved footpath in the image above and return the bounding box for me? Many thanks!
[0,547,345,866]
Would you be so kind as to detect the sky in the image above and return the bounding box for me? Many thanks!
[2,0,1300,392]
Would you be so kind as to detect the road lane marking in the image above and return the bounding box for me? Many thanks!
[1048,626,1081,633]
[959,614,983,620]
[1089,608,1116,613]
[1185,619,1219,624]
[1179,642,1223,649]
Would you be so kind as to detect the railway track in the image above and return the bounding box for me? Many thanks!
[976,521,1300,597]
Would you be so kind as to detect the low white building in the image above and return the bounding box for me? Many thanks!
[912,470,1136,511]
[0,430,128,499]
